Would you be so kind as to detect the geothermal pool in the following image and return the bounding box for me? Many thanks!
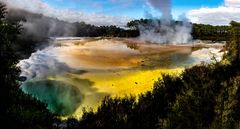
[18,38,223,117]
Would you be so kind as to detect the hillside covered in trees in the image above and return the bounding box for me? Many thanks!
[1,2,240,129]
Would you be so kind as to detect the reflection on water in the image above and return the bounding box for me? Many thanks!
[53,38,194,69]
[18,38,223,117]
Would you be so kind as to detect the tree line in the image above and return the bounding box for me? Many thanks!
[6,9,232,59]
[127,19,231,41]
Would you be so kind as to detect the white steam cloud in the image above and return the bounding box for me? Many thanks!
[17,46,71,80]
[139,18,192,44]
[139,0,192,44]
[20,15,77,37]
[146,0,172,20]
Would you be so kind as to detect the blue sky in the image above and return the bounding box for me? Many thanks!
[42,0,225,19]
[3,0,240,26]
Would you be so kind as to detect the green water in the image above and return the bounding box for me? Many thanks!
[21,80,83,115]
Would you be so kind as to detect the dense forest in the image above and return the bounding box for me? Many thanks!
[1,2,240,129]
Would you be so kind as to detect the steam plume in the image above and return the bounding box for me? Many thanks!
[140,0,192,44]
[7,8,77,38]
[147,0,172,20]
[17,46,72,80]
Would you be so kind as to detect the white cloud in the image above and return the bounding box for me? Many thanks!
[187,0,240,25]
[225,0,240,7]
[187,6,240,25]
[1,0,131,27]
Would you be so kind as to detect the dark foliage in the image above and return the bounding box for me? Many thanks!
[224,21,240,64]
[0,3,57,129]
[192,23,230,41]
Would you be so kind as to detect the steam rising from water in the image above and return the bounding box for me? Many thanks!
[140,0,192,44]
[7,8,77,39]
[21,16,77,37]
[18,48,71,80]
[139,20,192,44]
